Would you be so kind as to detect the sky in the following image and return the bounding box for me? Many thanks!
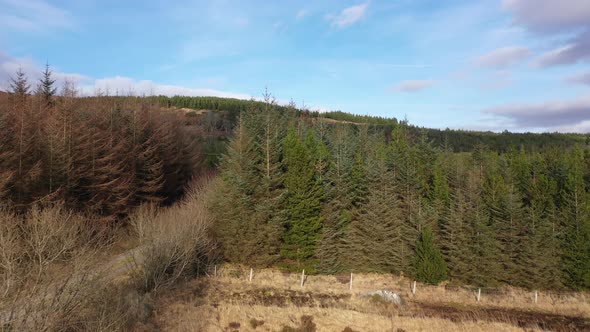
[1,0,589,133]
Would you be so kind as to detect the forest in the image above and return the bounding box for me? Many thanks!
[1,67,589,293]
[211,102,590,291]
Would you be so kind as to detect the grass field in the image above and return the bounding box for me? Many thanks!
[135,265,590,332]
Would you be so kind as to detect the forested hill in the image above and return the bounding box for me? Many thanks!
[153,95,587,152]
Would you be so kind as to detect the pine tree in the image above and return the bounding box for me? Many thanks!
[9,67,30,100]
[282,127,323,271]
[38,63,57,107]
[317,125,355,273]
[440,189,471,281]
[346,140,404,273]
[560,148,590,290]
[413,226,448,285]
[213,113,262,263]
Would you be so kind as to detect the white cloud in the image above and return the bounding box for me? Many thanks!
[80,76,254,99]
[0,0,73,32]
[392,80,436,93]
[476,46,531,68]
[0,52,89,91]
[0,52,253,100]
[483,94,590,130]
[327,3,368,28]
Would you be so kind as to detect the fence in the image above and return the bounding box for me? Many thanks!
[203,264,587,305]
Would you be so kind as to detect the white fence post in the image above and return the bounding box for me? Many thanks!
[249,268,253,282]
[534,291,538,304]
[477,288,481,302]
[349,273,353,291]
[412,281,416,294]
[300,270,305,287]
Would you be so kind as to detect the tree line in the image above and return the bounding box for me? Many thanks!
[0,67,201,220]
[212,103,590,290]
[153,96,588,153]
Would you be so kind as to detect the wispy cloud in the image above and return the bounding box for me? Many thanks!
[566,71,590,86]
[503,0,590,68]
[480,70,513,90]
[502,0,590,33]
[483,94,590,130]
[327,3,368,28]
[476,46,531,68]
[0,0,74,32]
[296,9,309,21]
[535,30,590,67]
[392,80,436,93]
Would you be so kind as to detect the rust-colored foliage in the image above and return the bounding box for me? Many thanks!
[0,90,201,221]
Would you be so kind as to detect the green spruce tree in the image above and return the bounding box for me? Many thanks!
[413,226,448,285]
[282,127,323,271]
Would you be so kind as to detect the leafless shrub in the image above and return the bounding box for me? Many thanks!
[22,204,96,279]
[0,210,22,297]
[130,180,217,293]
[0,203,146,332]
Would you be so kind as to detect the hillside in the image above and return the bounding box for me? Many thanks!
[156,95,588,153]
[1,90,589,331]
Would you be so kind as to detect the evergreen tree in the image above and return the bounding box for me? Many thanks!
[38,63,57,107]
[9,67,30,100]
[413,226,448,285]
[282,127,323,271]
[346,140,404,273]
[317,125,354,273]
[560,148,590,290]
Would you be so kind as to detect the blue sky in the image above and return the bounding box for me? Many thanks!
[1,0,589,132]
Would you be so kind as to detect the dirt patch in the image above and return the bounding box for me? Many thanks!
[280,315,317,332]
[412,301,590,332]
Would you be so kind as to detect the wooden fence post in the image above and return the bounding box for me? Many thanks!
[300,270,305,287]
[214,265,217,277]
[249,268,253,282]
[534,291,538,304]
[412,281,416,294]
[349,273,353,291]
[477,288,481,302]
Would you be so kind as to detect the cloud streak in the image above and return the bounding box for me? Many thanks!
[535,30,590,67]
[0,0,73,32]
[483,95,590,131]
[392,80,435,93]
[327,3,368,28]
[81,76,253,99]
[476,46,531,68]
[503,0,590,67]
[502,0,590,33]
[566,71,590,86]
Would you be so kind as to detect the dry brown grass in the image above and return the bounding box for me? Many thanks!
[211,265,590,319]
[143,264,590,332]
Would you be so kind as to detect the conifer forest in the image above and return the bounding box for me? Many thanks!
[1,68,589,295]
